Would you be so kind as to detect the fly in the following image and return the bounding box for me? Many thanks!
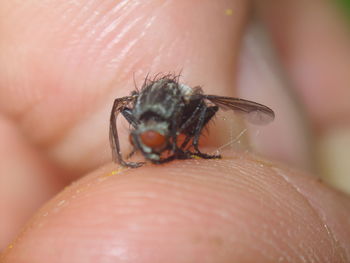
[109,74,275,168]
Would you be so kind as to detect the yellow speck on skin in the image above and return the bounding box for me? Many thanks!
[225,8,233,16]
[191,155,202,160]
[106,168,125,177]
[7,244,13,249]
[254,158,275,168]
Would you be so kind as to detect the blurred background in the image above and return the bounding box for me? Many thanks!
[235,0,350,195]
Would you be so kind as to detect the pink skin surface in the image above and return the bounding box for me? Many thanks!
[0,0,350,262]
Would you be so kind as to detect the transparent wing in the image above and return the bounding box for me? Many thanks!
[204,95,275,125]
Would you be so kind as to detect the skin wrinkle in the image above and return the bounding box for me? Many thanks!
[7,1,142,138]
[72,0,112,35]
[272,167,349,262]
[70,4,145,79]
[14,16,157,145]
[73,10,102,41]
[97,1,140,40]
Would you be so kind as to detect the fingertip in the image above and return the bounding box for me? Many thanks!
[2,155,350,262]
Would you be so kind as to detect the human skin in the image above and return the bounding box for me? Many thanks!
[0,0,350,262]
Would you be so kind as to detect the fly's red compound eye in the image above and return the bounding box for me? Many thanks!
[140,130,166,149]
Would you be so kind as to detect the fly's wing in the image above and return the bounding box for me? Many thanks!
[204,95,275,125]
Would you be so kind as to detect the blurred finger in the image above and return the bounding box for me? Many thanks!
[256,0,350,193]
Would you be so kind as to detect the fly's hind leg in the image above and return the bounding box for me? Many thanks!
[190,105,221,159]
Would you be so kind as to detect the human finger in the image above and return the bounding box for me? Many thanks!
[0,0,248,178]
[2,155,350,262]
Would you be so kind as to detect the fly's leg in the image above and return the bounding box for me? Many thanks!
[110,97,144,168]
[121,108,139,160]
[151,155,176,164]
[170,124,179,153]
[121,108,138,128]
[126,149,136,160]
[179,104,202,133]
[190,105,221,159]
[178,102,206,151]
[185,151,220,160]
[180,135,192,150]
[151,150,193,164]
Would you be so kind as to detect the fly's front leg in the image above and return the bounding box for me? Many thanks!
[170,122,179,153]
[180,135,192,150]
[121,108,139,160]
[110,97,144,168]
[152,150,193,165]
[121,108,138,128]
[126,149,136,160]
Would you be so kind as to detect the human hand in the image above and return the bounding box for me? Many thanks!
[1,1,350,262]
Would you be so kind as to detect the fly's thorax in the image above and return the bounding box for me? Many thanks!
[133,79,186,119]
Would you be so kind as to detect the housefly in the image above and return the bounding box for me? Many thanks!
[109,74,275,168]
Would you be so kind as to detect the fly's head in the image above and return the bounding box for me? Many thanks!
[130,120,172,162]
